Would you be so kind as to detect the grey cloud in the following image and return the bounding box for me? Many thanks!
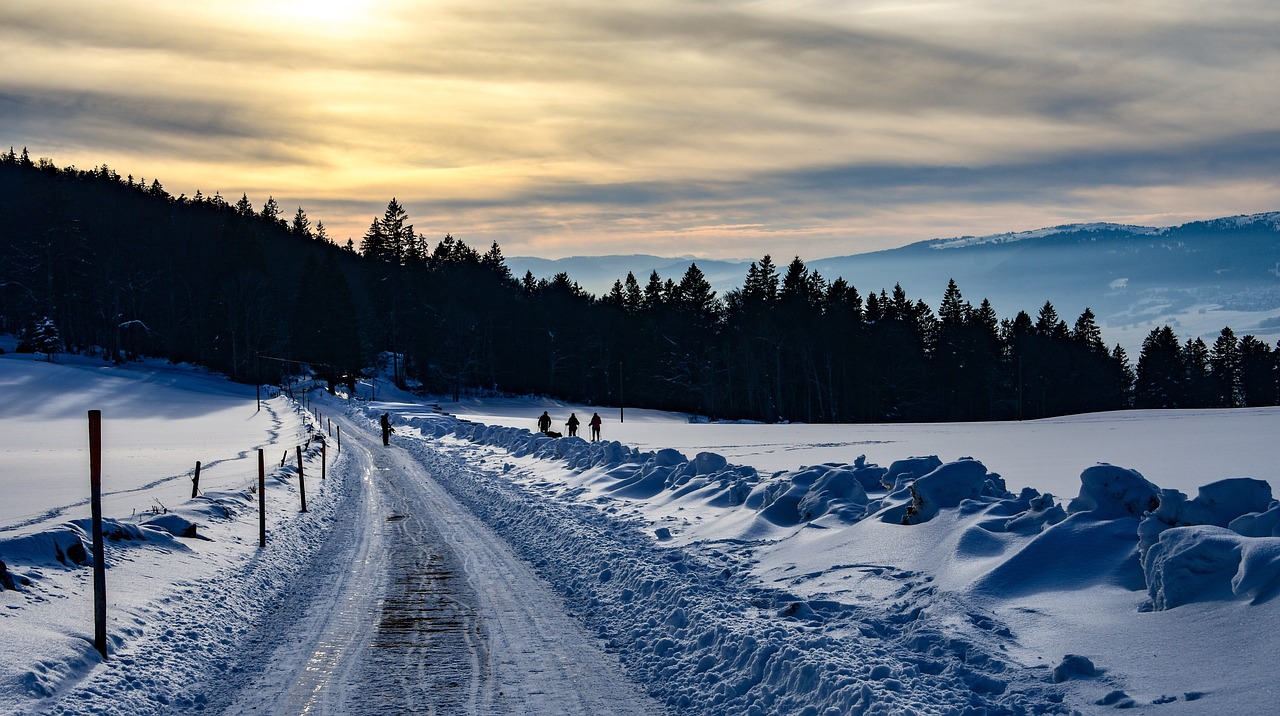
[0,87,322,166]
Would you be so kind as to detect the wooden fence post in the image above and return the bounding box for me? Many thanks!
[258,449,266,548]
[191,460,201,499]
[337,425,342,452]
[327,418,332,437]
[321,441,327,480]
[297,445,307,513]
[87,410,108,661]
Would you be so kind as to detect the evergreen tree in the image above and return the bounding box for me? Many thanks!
[378,198,413,264]
[290,207,312,238]
[1072,308,1105,353]
[261,197,283,226]
[623,272,643,313]
[1112,345,1136,407]
[480,241,513,281]
[359,218,391,260]
[1209,327,1243,407]
[1239,336,1277,406]
[1182,338,1212,406]
[642,270,665,310]
[28,316,62,362]
[1136,326,1184,408]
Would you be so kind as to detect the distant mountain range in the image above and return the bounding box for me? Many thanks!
[508,212,1280,354]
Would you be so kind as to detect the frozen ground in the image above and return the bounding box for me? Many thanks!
[2,346,1278,714]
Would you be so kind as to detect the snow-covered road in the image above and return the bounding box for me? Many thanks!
[218,409,663,716]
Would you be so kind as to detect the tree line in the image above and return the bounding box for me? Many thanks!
[2,149,1278,422]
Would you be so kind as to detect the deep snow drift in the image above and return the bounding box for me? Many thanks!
[2,347,1278,714]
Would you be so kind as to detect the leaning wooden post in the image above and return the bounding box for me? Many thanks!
[258,449,266,548]
[297,445,307,513]
[87,410,108,661]
[191,460,202,499]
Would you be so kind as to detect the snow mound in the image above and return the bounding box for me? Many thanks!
[900,458,1005,525]
[1141,526,1280,609]
[1138,479,1280,610]
[746,464,872,526]
[1066,464,1159,519]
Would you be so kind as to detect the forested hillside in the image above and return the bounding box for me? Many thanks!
[2,150,1277,422]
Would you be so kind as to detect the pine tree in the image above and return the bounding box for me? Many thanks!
[1136,326,1184,408]
[359,218,390,260]
[642,270,665,310]
[481,241,512,281]
[1183,338,1212,406]
[1239,336,1277,406]
[1072,308,1105,353]
[30,316,62,362]
[290,207,312,238]
[1209,327,1243,407]
[378,198,413,264]
[623,272,643,313]
[261,197,283,226]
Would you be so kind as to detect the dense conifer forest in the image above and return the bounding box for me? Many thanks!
[3,149,1278,422]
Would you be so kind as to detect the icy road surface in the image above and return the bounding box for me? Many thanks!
[219,412,663,716]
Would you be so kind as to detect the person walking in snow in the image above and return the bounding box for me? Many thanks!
[589,412,602,441]
[566,412,580,437]
[380,412,394,446]
[537,411,552,434]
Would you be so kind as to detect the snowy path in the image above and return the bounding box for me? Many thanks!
[220,411,663,715]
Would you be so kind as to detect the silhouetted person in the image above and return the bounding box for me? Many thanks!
[537,411,552,434]
[589,412,602,441]
[380,412,394,446]
[566,412,580,437]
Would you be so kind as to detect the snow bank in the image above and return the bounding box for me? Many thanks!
[390,408,1070,715]
[1138,478,1280,609]
[429,411,1280,614]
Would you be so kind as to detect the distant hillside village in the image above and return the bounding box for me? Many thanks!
[3,149,1278,422]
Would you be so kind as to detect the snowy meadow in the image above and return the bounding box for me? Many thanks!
[2,344,1279,714]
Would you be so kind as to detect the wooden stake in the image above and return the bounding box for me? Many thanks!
[297,445,307,513]
[191,460,201,499]
[88,410,108,661]
[258,449,266,548]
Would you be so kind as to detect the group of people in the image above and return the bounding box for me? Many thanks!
[537,410,603,441]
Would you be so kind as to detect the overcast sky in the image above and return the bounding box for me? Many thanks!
[3,0,1278,259]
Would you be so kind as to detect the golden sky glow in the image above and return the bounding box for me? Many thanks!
[3,0,1278,258]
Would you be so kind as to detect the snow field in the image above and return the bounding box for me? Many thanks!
[4,347,1279,715]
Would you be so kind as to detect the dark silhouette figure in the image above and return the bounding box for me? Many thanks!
[589,412,602,441]
[566,412,580,437]
[380,412,394,446]
[537,411,552,434]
